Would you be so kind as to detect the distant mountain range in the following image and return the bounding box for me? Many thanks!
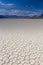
[0,13,43,19]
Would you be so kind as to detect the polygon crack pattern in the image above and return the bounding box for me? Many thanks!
[0,32,43,65]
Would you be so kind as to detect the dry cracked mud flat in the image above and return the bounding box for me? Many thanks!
[0,19,43,65]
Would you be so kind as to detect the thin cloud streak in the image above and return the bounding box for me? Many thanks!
[0,1,15,9]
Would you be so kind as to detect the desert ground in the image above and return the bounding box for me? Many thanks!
[0,19,43,65]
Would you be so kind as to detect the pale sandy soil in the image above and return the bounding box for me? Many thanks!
[0,19,43,65]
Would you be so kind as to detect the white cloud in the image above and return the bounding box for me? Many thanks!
[0,1,43,16]
[0,9,42,16]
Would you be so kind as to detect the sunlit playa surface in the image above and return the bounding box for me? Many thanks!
[0,19,43,65]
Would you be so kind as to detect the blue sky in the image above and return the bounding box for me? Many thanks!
[0,0,43,16]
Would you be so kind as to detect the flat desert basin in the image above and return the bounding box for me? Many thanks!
[0,19,43,65]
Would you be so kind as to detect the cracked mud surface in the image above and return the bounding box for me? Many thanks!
[0,32,43,65]
[0,19,43,65]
